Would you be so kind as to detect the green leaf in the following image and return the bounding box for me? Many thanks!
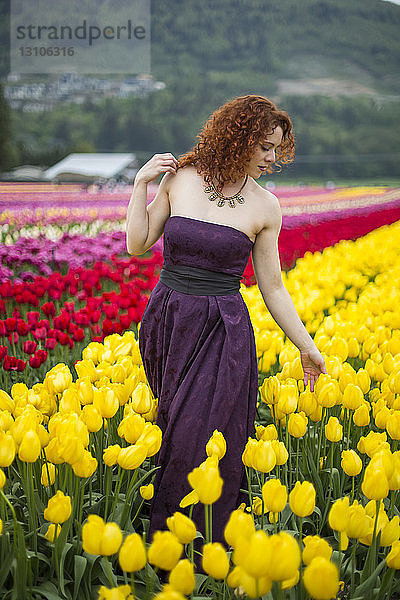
[31,581,67,600]
[72,556,87,600]
[59,542,73,597]
[0,550,13,588]
[353,560,385,597]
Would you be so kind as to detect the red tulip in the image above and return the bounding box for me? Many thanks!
[23,341,37,355]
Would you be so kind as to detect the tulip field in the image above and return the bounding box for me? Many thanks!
[0,182,399,600]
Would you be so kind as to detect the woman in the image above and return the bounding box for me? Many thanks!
[126,94,327,547]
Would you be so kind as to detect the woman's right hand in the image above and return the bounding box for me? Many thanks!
[135,153,179,184]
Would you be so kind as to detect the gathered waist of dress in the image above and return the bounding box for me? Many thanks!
[159,263,242,296]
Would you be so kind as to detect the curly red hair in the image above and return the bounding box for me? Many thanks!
[177,94,294,192]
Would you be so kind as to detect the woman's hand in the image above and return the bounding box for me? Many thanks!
[300,346,327,392]
[135,153,179,184]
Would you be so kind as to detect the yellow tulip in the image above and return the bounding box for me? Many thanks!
[118,413,146,444]
[262,478,287,513]
[82,515,122,556]
[166,512,197,544]
[0,390,15,413]
[271,440,289,465]
[260,376,280,405]
[136,423,162,457]
[187,457,223,504]
[117,444,147,470]
[346,501,373,539]
[386,540,400,569]
[361,465,389,500]
[328,496,350,532]
[71,450,98,478]
[168,559,195,595]
[233,530,271,577]
[342,383,363,410]
[341,450,362,477]
[0,431,16,467]
[324,417,343,443]
[131,382,153,414]
[289,481,315,518]
[41,462,56,486]
[266,532,301,581]
[103,444,121,467]
[353,403,370,427]
[44,490,72,524]
[18,429,41,463]
[148,531,183,571]
[251,440,276,473]
[93,387,119,419]
[206,429,226,459]
[179,489,199,508]
[317,382,340,408]
[302,536,333,565]
[140,484,154,500]
[387,411,400,440]
[224,508,255,547]
[277,385,298,414]
[303,557,339,600]
[242,437,257,467]
[239,570,272,598]
[44,523,61,542]
[0,468,5,489]
[118,533,146,572]
[287,412,308,438]
[81,405,103,433]
[202,542,230,579]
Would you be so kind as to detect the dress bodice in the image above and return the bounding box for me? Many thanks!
[163,215,254,277]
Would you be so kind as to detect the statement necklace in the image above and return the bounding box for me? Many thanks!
[204,175,248,208]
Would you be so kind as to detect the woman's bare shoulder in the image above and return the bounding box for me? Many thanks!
[250,179,282,231]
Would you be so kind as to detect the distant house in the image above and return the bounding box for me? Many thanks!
[44,153,138,183]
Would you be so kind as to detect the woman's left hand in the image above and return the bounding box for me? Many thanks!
[300,346,327,392]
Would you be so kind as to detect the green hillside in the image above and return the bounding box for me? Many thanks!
[1,0,400,178]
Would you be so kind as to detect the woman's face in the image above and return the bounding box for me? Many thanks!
[245,125,283,179]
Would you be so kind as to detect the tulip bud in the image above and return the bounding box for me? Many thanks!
[18,429,41,463]
[136,423,162,458]
[140,484,154,500]
[148,531,183,571]
[242,438,257,467]
[277,385,298,415]
[303,557,340,600]
[361,465,389,500]
[325,417,343,443]
[202,542,230,579]
[328,496,350,532]
[168,559,195,595]
[0,468,5,489]
[262,478,287,513]
[206,429,226,459]
[251,440,276,473]
[118,533,146,572]
[387,411,400,440]
[289,481,315,518]
[167,512,196,544]
[131,382,153,414]
[260,376,280,405]
[341,450,362,477]
[288,412,308,438]
[44,490,72,523]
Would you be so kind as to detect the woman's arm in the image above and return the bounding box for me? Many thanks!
[126,153,178,255]
[252,194,326,390]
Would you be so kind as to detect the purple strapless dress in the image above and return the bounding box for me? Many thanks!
[138,215,258,544]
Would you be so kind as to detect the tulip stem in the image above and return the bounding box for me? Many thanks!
[205,504,211,544]
[130,572,135,597]
[245,466,254,518]
[350,540,358,596]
